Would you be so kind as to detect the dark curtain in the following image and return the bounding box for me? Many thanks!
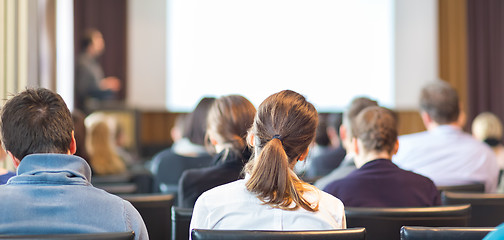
[467,0,504,127]
[73,0,127,106]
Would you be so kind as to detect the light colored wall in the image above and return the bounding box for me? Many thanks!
[394,0,438,110]
[127,0,167,110]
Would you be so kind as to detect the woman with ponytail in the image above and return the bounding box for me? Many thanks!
[190,90,345,234]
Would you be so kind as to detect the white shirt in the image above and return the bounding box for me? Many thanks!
[189,178,346,239]
[392,125,499,193]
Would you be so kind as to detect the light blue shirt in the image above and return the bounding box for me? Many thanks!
[392,125,499,192]
[0,154,148,239]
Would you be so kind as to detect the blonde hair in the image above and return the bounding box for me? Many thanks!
[86,114,126,175]
[245,90,319,212]
[472,112,503,141]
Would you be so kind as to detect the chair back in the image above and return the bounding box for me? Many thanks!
[191,228,366,240]
[442,191,504,227]
[437,183,485,193]
[122,194,175,240]
[0,232,134,240]
[345,204,471,240]
[400,226,495,240]
[171,207,193,240]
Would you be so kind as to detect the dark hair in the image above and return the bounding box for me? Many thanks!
[245,90,319,212]
[183,97,216,146]
[1,88,74,160]
[206,95,256,157]
[80,28,100,51]
[420,80,460,124]
[352,106,398,154]
[343,97,378,138]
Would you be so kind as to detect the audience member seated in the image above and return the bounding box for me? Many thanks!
[150,97,215,194]
[472,112,504,170]
[178,95,256,208]
[85,113,127,176]
[314,97,378,189]
[0,140,15,184]
[301,112,346,179]
[393,80,499,192]
[324,106,441,207]
[0,88,147,239]
[190,90,346,235]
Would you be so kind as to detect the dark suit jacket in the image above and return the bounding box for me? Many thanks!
[307,145,346,178]
[150,148,213,193]
[323,159,441,207]
[178,149,251,208]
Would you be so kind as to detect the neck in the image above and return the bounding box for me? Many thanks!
[355,151,392,168]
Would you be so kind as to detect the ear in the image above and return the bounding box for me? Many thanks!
[69,131,77,155]
[248,133,255,147]
[352,137,359,156]
[8,151,20,168]
[420,111,431,128]
[298,147,310,162]
[392,140,399,155]
[339,125,347,141]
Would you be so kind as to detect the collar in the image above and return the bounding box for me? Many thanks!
[430,125,463,135]
[16,154,92,182]
[360,158,395,169]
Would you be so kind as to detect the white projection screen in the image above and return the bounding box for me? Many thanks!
[166,0,394,112]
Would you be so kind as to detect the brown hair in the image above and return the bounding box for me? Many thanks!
[245,90,319,212]
[352,106,398,154]
[420,80,460,124]
[342,97,378,138]
[206,95,256,158]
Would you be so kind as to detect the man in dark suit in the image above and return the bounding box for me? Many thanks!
[323,106,441,207]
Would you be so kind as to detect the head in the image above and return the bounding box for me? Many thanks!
[420,80,460,127]
[340,97,378,152]
[183,97,216,146]
[245,90,319,212]
[85,113,125,175]
[72,109,90,162]
[206,95,256,157]
[81,28,105,56]
[326,112,343,147]
[1,88,75,163]
[472,112,503,147]
[314,113,331,147]
[351,106,399,167]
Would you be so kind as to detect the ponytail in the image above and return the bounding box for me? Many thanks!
[245,137,319,212]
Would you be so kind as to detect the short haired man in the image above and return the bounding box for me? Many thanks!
[393,81,499,192]
[0,88,147,239]
[314,97,378,189]
[324,107,441,207]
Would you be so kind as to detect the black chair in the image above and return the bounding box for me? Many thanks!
[95,183,138,195]
[437,183,485,193]
[171,207,193,240]
[400,226,495,240]
[345,204,471,240]
[191,228,366,240]
[0,232,134,240]
[121,194,175,240]
[442,191,504,227]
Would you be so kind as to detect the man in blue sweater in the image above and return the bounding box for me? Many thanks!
[0,88,147,239]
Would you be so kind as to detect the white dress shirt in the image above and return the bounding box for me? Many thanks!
[190,177,346,238]
[392,125,499,192]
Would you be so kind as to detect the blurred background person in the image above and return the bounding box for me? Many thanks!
[178,95,255,208]
[472,112,504,170]
[75,28,121,113]
[85,113,127,176]
[150,97,216,194]
[72,110,90,164]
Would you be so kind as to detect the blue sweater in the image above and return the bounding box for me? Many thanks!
[0,154,148,239]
